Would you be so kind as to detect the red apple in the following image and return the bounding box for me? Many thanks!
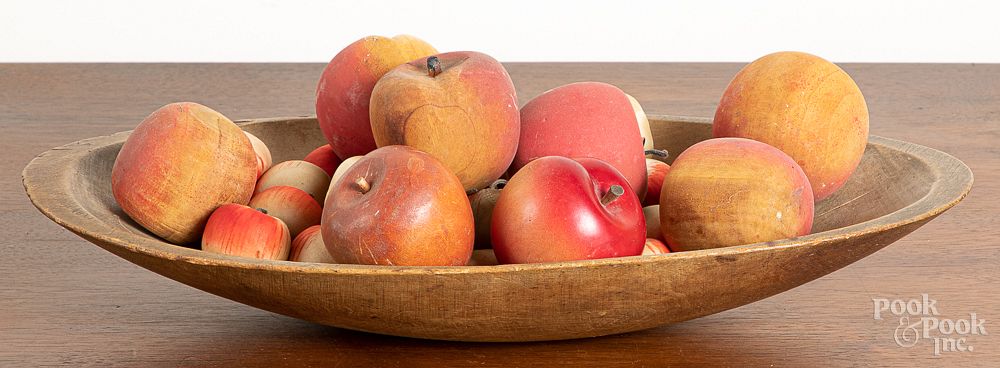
[111,102,257,244]
[289,225,335,263]
[316,35,438,159]
[244,131,272,178]
[491,156,646,264]
[643,158,670,207]
[515,82,647,198]
[255,160,331,204]
[642,238,671,255]
[303,144,341,176]
[370,51,520,192]
[248,185,322,238]
[202,204,291,260]
[322,145,474,266]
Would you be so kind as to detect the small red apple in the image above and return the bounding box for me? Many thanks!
[303,144,341,176]
[248,185,322,238]
[643,157,670,207]
[491,156,646,264]
[642,238,671,255]
[289,225,335,263]
[202,204,291,260]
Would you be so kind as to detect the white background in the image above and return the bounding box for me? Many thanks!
[3,0,999,63]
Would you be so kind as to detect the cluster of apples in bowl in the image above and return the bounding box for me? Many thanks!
[110,35,869,267]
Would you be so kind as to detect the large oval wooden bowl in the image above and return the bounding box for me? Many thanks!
[23,115,972,342]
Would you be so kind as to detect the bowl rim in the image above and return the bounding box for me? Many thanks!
[23,114,974,275]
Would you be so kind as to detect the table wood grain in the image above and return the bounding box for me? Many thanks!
[2,63,997,367]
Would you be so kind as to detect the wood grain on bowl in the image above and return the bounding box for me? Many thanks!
[22,115,972,342]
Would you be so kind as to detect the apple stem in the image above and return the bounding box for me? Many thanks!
[256,208,268,215]
[600,185,625,205]
[645,149,669,158]
[427,56,442,77]
[490,179,507,190]
[355,177,371,194]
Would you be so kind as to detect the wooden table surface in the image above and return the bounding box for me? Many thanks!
[2,63,997,367]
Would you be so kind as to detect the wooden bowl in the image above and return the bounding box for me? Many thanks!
[23,115,973,342]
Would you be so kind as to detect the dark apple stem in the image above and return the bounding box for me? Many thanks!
[355,177,371,194]
[427,56,442,77]
[490,179,507,190]
[645,149,669,158]
[256,208,268,215]
[600,185,625,205]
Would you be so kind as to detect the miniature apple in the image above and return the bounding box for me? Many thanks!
[469,179,506,249]
[248,185,322,238]
[322,145,474,266]
[289,225,335,263]
[255,160,331,204]
[659,138,814,252]
[202,204,291,260]
[111,102,257,244]
[713,51,868,200]
[370,52,520,192]
[303,144,341,176]
[515,82,647,198]
[642,238,670,255]
[316,35,437,159]
[491,156,646,264]
[643,158,670,207]
[244,131,272,178]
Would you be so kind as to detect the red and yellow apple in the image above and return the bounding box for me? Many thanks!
[491,156,646,264]
[659,138,814,252]
[642,238,670,255]
[111,102,257,244]
[713,51,869,200]
[202,204,291,260]
[248,185,322,238]
[370,51,520,192]
[322,145,474,266]
[255,160,331,204]
[244,131,272,178]
[289,225,335,263]
[316,35,438,159]
[303,144,341,176]
[515,82,647,198]
[643,158,670,207]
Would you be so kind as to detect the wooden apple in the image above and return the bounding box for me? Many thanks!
[111,102,257,244]
[370,52,520,192]
[660,138,814,251]
[626,93,654,151]
[322,145,474,266]
[303,144,341,176]
[515,82,647,198]
[491,156,646,264]
[316,35,438,159]
[713,51,868,200]
[289,225,334,263]
[202,204,291,260]
[643,205,663,241]
[642,238,671,255]
[248,185,322,238]
[244,131,272,178]
[255,160,330,204]
[469,179,506,249]
[325,155,362,202]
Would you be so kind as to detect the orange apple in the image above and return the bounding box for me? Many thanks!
[370,51,520,192]
[316,35,438,159]
[111,102,257,244]
[202,204,291,260]
[248,186,322,238]
[713,51,868,200]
